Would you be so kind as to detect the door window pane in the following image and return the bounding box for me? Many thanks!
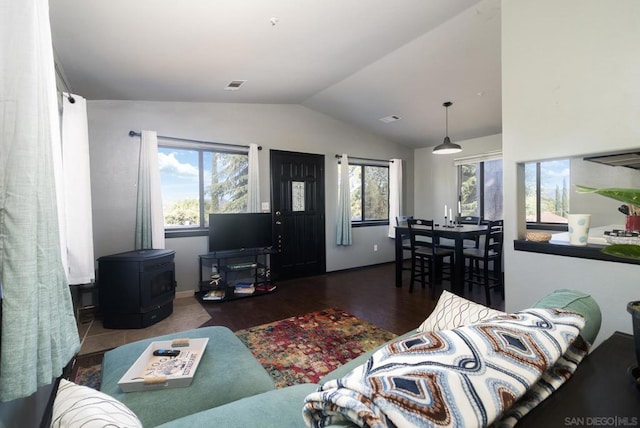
[292,181,305,211]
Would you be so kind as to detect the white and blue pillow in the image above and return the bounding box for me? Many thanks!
[417,290,504,332]
[51,379,142,428]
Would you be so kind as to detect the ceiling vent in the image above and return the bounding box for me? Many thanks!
[379,114,401,123]
[224,80,247,91]
[583,152,640,170]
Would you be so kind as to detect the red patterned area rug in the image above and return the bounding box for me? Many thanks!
[234,308,396,388]
[71,350,105,390]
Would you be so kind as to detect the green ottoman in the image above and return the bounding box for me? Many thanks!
[100,326,275,427]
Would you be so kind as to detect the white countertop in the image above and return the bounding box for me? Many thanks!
[549,225,624,245]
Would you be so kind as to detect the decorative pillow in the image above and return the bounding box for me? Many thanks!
[417,290,505,332]
[51,379,142,428]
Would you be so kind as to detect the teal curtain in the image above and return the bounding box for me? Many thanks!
[135,130,164,250]
[0,0,80,400]
[336,154,352,245]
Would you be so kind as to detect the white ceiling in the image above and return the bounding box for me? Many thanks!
[49,0,501,149]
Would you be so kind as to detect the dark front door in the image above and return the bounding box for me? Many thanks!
[270,150,325,280]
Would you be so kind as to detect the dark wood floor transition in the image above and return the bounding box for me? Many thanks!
[200,262,505,335]
[77,262,506,355]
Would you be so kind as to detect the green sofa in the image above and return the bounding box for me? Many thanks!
[155,330,421,428]
[94,289,601,427]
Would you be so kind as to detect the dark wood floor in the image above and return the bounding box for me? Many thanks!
[200,262,505,335]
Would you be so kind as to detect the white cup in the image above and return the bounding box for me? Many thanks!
[568,214,591,246]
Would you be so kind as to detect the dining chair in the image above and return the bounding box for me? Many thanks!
[453,215,482,279]
[463,219,504,305]
[396,216,413,275]
[395,215,413,227]
[407,219,454,296]
[456,215,482,249]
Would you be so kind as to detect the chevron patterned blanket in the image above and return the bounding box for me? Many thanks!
[303,308,588,428]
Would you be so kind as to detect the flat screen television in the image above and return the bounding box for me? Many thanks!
[209,212,273,252]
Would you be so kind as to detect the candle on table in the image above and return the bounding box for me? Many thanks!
[458,201,461,214]
[444,205,447,217]
[449,208,452,220]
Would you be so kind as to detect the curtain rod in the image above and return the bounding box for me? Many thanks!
[128,131,262,150]
[334,154,394,163]
[54,62,75,104]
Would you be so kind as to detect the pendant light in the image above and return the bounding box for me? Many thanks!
[433,101,462,155]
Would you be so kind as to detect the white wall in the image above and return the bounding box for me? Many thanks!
[414,134,502,220]
[87,101,414,292]
[502,0,640,347]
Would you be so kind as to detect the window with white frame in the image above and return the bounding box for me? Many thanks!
[456,152,503,221]
[158,145,249,229]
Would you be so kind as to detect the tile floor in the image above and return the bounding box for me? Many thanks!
[76,295,210,355]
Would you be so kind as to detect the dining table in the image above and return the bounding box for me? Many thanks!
[395,223,488,296]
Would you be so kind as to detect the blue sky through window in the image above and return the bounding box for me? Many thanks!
[540,159,570,198]
[158,147,204,207]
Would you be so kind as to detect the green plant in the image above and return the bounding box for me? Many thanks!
[576,185,640,215]
[576,185,640,259]
[602,244,640,260]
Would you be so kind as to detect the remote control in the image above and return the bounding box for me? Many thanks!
[153,349,180,357]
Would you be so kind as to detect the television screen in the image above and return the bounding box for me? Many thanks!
[209,213,273,252]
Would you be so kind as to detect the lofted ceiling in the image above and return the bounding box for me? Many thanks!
[49,0,501,149]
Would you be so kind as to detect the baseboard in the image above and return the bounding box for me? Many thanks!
[327,260,394,275]
[175,290,196,299]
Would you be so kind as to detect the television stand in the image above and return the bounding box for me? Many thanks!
[198,248,275,302]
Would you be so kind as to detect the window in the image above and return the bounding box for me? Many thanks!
[524,159,570,225]
[158,145,249,229]
[458,157,503,220]
[346,163,389,225]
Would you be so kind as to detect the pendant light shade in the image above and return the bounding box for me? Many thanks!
[433,101,462,155]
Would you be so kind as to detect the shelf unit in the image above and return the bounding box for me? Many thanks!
[198,248,275,302]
